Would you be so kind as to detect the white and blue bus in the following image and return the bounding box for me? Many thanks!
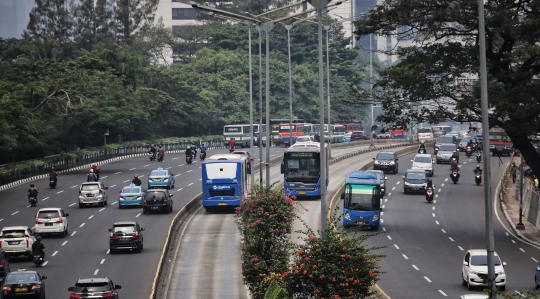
[341,171,382,229]
[281,145,329,198]
[201,154,250,212]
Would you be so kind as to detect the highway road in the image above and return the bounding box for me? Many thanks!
[0,146,285,298]
[165,143,418,298]
[333,152,538,298]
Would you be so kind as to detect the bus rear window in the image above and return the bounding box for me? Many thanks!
[205,163,238,179]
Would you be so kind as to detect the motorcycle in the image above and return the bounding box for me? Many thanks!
[149,152,156,161]
[475,172,482,185]
[466,146,473,158]
[418,148,426,154]
[434,147,439,155]
[451,171,460,184]
[157,153,164,163]
[425,187,434,203]
[28,195,38,207]
[476,152,482,163]
[49,178,56,189]
[33,251,44,267]
[200,151,207,161]
[186,154,193,165]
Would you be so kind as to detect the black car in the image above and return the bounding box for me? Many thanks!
[0,249,10,284]
[350,131,367,141]
[434,135,457,153]
[109,221,144,254]
[373,151,399,174]
[403,169,428,194]
[365,170,387,196]
[68,278,121,298]
[142,189,173,214]
[2,269,47,299]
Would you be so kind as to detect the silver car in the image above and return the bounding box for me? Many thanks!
[436,143,459,164]
[79,182,109,208]
[411,154,434,176]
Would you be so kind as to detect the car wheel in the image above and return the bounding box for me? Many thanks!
[500,285,506,291]
[136,244,142,253]
[403,189,407,194]
[467,278,473,290]
[64,226,68,236]
[104,200,108,206]
[143,208,147,214]
[109,248,115,254]
[141,241,144,250]
[462,273,467,286]
[118,204,122,209]
[166,206,171,214]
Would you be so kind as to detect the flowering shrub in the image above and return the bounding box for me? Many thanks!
[282,208,385,299]
[236,184,296,299]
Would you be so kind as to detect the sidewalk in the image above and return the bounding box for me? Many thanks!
[500,177,540,246]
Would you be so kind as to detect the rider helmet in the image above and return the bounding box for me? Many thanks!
[30,183,35,187]
[476,165,481,169]
[36,235,42,242]
[90,169,94,173]
[51,166,54,170]
[134,174,139,179]
[421,140,425,144]
[92,163,96,166]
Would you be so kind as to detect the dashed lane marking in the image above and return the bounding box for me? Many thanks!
[380,219,384,223]
[173,157,179,160]
[101,176,108,179]
[396,181,400,185]
[384,198,388,202]
[412,265,419,270]
[387,235,392,240]
[110,185,116,188]
[382,227,386,232]
[402,254,409,260]
[388,193,392,196]
[99,208,105,212]
[199,178,202,181]
[187,170,193,173]
[80,223,85,227]
[42,197,49,201]
[392,187,396,191]
[100,259,105,264]
[432,213,436,217]
[71,231,77,236]
[123,180,130,183]
[438,290,447,297]
[511,240,516,244]
[69,203,76,207]
[57,190,64,194]
[94,269,99,275]
[449,237,454,242]
[115,172,122,174]
[42,261,48,266]
[441,183,445,187]
[458,246,464,251]
[176,188,183,192]
[437,189,441,192]
[382,205,385,209]
[520,248,525,252]
[111,201,117,205]
[424,276,432,283]
[174,174,180,177]
[178,164,184,167]
[188,183,194,186]
[136,213,141,218]
[441,229,446,233]
[394,244,400,249]
[88,215,94,219]
[445,178,448,182]
[26,205,31,208]
[143,164,150,167]
[52,251,58,257]
[381,212,384,216]
[432,206,436,210]
[505,232,510,236]
[61,241,68,246]
[129,168,136,170]
[435,194,439,198]
[11,211,18,216]
[106,249,110,254]
[71,185,78,188]
[532,257,538,263]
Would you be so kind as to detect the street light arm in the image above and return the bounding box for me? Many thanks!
[190,1,261,24]
[254,0,307,17]
[291,6,338,26]
[272,1,342,24]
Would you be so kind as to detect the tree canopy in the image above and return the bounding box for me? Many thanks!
[354,0,540,176]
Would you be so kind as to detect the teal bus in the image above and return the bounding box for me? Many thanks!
[341,171,381,229]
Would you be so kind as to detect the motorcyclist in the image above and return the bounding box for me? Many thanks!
[190,143,197,159]
[185,146,193,162]
[426,178,435,189]
[199,143,207,159]
[474,165,483,175]
[149,145,157,159]
[450,158,460,180]
[49,167,58,184]
[228,138,235,151]
[90,163,100,179]
[451,150,459,161]
[31,235,45,259]
[87,169,97,182]
[28,183,39,199]
[418,140,427,153]
[132,174,142,186]
[157,145,165,162]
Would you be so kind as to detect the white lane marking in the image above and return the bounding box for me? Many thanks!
[445,178,448,182]
[123,180,130,183]
[101,176,108,179]
[424,276,432,283]
[432,206,436,210]
[520,248,525,252]
[382,227,386,232]
[88,215,94,219]
[99,208,105,212]
[139,175,144,178]
[26,205,31,208]
[188,183,194,186]
[394,244,400,249]
[392,187,396,191]
[458,246,464,251]
[143,164,150,167]
[387,235,392,240]
[80,223,85,227]
[434,200,437,203]
[384,198,388,202]
[129,168,136,170]
[441,183,445,187]
[435,194,439,198]
[449,237,454,242]
[533,257,538,263]
[463,162,467,164]
[62,241,68,246]
[52,251,58,256]
[402,254,409,260]
[176,188,183,191]
[42,197,49,201]
[100,259,106,265]
[71,231,77,236]
[136,213,141,218]
[69,203,76,207]
[382,205,385,209]
[505,232,509,236]
[174,174,180,177]
[11,211,18,216]
[511,240,516,244]
[432,213,436,217]
[115,172,122,174]
[178,164,184,166]
[381,212,384,216]
[396,181,400,185]
[110,185,116,188]
[166,167,171,169]
[199,178,202,181]
[438,290,447,297]
[111,201,117,205]
[57,190,64,194]
[71,185,78,188]
[380,219,384,223]
[388,193,391,197]
[441,229,446,233]
[106,249,110,254]
[437,189,441,192]
[94,269,99,275]
[0,219,4,222]
[187,170,193,173]
[412,265,419,270]
[42,261,48,266]
[173,157,179,160]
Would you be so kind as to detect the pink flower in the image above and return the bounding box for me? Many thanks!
[250,257,259,263]
[270,228,276,233]
[283,228,287,232]
[305,208,309,212]
[264,212,269,216]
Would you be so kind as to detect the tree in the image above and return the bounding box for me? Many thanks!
[114,0,160,43]
[354,0,540,176]
[72,0,115,52]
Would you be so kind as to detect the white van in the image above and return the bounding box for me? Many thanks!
[418,127,434,141]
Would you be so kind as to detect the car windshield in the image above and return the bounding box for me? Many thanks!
[6,273,38,283]
[151,171,167,176]
[414,156,432,163]
[437,137,453,143]
[366,172,383,180]
[449,131,458,135]
[37,210,60,218]
[1,230,25,238]
[122,187,139,193]
[113,225,136,233]
[461,138,471,143]
[406,172,426,180]
[376,153,395,160]
[471,255,502,266]
[74,282,111,292]
[82,184,100,191]
[145,192,166,200]
[439,145,456,152]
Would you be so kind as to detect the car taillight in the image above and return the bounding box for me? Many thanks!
[2,285,11,291]
[69,295,83,299]
[99,188,103,193]
[137,194,142,198]
[26,236,29,248]
[0,261,4,268]
[164,177,169,181]
[131,231,139,240]
[0,237,2,248]
[36,217,43,224]
[79,189,82,194]
[110,232,118,241]
[31,285,41,290]
[55,217,63,224]
[163,198,168,204]
[119,194,124,198]
[103,293,116,298]
[143,198,147,204]
[148,177,152,181]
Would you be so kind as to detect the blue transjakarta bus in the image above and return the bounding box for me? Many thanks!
[341,171,382,229]
[202,154,250,212]
[281,145,329,198]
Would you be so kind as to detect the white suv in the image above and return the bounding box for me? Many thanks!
[411,154,434,176]
[0,226,35,260]
[462,249,506,291]
[34,208,69,237]
[79,182,109,208]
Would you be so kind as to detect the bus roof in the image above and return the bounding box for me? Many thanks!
[284,146,326,153]
[290,142,321,148]
[205,154,247,162]
[345,171,380,185]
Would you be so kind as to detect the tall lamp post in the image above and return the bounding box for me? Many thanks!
[246,20,255,185]
[284,24,294,147]
[255,26,263,184]
[324,24,332,154]
[104,130,109,146]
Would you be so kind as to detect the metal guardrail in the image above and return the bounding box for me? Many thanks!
[0,139,225,186]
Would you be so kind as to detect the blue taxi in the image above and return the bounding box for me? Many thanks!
[148,166,175,189]
[118,184,146,208]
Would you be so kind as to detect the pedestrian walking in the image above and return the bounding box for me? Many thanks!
[510,162,518,184]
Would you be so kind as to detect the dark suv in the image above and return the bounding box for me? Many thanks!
[0,249,10,284]
[68,278,121,298]
[350,131,367,141]
[434,135,457,153]
[109,221,144,253]
[373,151,399,174]
[142,189,173,214]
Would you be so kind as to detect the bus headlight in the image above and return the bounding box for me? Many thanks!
[372,213,379,221]
[344,213,351,220]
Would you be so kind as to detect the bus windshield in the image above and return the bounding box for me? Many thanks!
[284,152,320,183]
[345,184,379,211]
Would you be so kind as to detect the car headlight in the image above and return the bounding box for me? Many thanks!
[372,213,379,221]
[380,183,385,187]
[374,160,380,165]
[389,161,395,165]
[344,213,351,220]
[470,269,477,274]
[437,154,442,158]
[404,181,410,185]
